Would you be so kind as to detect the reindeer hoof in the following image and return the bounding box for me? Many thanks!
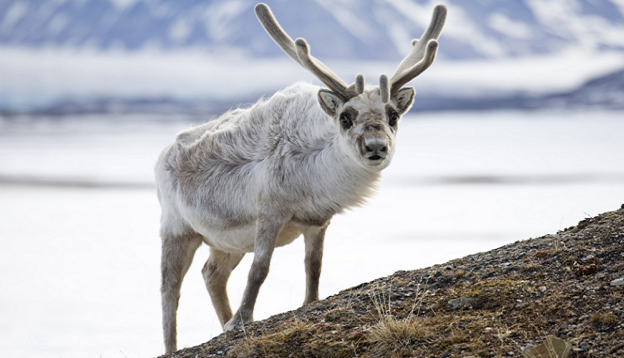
[224,315,244,332]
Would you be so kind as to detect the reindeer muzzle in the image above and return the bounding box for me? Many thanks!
[361,136,389,162]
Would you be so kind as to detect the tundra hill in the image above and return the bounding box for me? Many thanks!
[162,205,624,358]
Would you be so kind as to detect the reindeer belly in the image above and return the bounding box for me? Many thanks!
[275,224,304,247]
[197,224,257,253]
[192,220,303,254]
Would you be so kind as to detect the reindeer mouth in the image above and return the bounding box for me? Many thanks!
[364,153,386,166]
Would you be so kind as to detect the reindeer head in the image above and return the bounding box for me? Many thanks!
[255,3,446,170]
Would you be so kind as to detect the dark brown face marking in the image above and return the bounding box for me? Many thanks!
[386,104,400,128]
[368,123,382,131]
[338,107,358,130]
[358,107,385,131]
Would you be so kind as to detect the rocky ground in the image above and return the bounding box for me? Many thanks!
[163,205,624,358]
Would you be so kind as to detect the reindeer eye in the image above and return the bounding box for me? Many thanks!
[339,113,353,129]
[388,111,399,126]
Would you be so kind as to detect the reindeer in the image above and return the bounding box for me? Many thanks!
[155,3,446,354]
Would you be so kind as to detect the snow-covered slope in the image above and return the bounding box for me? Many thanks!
[2,0,624,60]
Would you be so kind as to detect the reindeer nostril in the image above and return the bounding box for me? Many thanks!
[365,146,373,152]
[381,146,387,152]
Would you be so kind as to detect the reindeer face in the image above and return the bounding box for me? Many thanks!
[317,86,415,170]
[256,2,445,167]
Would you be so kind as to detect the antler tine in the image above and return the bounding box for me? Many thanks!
[389,40,438,94]
[355,74,365,95]
[294,39,351,100]
[389,4,447,95]
[379,74,389,103]
[256,3,360,101]
[254,3,302,67]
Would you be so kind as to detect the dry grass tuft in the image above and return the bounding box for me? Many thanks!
[590,312,618,327]
[364,282,434,357]
[227,318,356,358]
[227,320,312,358]
[366,316,431,357]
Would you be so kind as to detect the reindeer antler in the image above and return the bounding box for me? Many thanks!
[379,5,447,102]
[255,3,364,101]
[256,3,446,104]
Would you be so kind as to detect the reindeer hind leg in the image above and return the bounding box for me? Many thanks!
[202,247,245,328]
[161,230,202,355]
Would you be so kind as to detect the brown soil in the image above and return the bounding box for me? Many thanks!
[162,205,624,358]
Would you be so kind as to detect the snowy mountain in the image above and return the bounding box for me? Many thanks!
[410,67,624,111]
[542,67,624,109]
[2,0,624,113]
[2,0,624,61]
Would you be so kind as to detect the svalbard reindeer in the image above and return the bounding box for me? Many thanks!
[156,3,446,354]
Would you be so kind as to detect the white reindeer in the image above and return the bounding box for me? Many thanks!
[156,3,446,354]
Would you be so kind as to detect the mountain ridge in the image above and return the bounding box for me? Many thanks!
[2,0,624,61]
[6,66,621,115]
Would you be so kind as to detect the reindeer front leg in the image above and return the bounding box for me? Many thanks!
[302,224,328,305]
[224,212,287,331]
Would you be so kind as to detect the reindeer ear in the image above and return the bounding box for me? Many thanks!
[317,89,343,116]
[392,87,415,114]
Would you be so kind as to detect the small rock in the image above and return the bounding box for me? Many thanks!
[575,264,597,276]
[612,263,624,271]
[610,277,624,286]
[579,342,589,351]
[448,297,482,309]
